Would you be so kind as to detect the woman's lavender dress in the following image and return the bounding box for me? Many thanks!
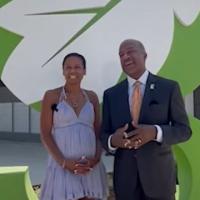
[40,89,108,200]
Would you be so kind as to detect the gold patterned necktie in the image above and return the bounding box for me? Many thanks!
[131,81,142,125]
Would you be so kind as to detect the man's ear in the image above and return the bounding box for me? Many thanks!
[62,66,65,75]
[144,53,147,60]
[62,70,65,76]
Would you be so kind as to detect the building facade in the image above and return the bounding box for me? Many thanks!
[0,80,40,141]
[0,79,199,141]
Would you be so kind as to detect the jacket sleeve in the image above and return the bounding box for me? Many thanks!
[161,82,192,145]
[100,90,113,152]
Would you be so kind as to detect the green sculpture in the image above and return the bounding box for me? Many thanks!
[0,166,38,200]
[159,14,200,200]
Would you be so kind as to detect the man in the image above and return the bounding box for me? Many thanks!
[100,39,192,200]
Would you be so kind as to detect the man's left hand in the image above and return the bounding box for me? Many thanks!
[128,125,157,149]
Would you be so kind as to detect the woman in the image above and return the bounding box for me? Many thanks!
[40,53,107,200]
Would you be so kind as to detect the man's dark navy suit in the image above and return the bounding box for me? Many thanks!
[100,73,191,200]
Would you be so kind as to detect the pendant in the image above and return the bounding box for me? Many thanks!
[72,102,78,108]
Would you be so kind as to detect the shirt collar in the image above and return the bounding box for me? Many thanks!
[127,70,149,87]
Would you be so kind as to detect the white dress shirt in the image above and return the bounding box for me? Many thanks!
[108,70,163,151]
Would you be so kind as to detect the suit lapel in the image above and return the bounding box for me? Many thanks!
[118,79,132,123]
[139,73,158,122]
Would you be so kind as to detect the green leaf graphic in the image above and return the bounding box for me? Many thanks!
[159,14,200,96]
[30,101,41,112]
[0,27,23,76]
[30,0,122,67]
[174,117,200,200]
[158,15,200,200]
[0,0,12,8]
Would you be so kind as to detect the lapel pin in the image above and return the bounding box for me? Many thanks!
[150,83,155,90]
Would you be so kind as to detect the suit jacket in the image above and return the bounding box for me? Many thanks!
[100,73,191,199]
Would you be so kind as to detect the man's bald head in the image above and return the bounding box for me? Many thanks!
[119,39,147,79]
[119,39,146,55]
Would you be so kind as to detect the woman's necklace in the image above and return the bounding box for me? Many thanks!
[64,89,84,109]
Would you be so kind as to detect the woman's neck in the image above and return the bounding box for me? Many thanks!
[64,84,81,95]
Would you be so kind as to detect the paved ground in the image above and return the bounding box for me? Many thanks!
[0,139,114,185]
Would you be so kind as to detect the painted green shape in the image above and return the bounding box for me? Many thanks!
[159,14,200,96]
[41,0,122,67]
[173,144,192,200]
[158,14,200,200]
[0,27,23,76]
[173,117,200,200]
[0,0,12,8]
[30,101,41,112]
[0,166,38,200]
[26,7,104,15]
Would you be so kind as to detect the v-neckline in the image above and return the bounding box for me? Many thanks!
[61,87,90,118]
[63,99,89,119]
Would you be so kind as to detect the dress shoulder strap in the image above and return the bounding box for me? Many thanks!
[82,90,90,102]
[58,87,66,102]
